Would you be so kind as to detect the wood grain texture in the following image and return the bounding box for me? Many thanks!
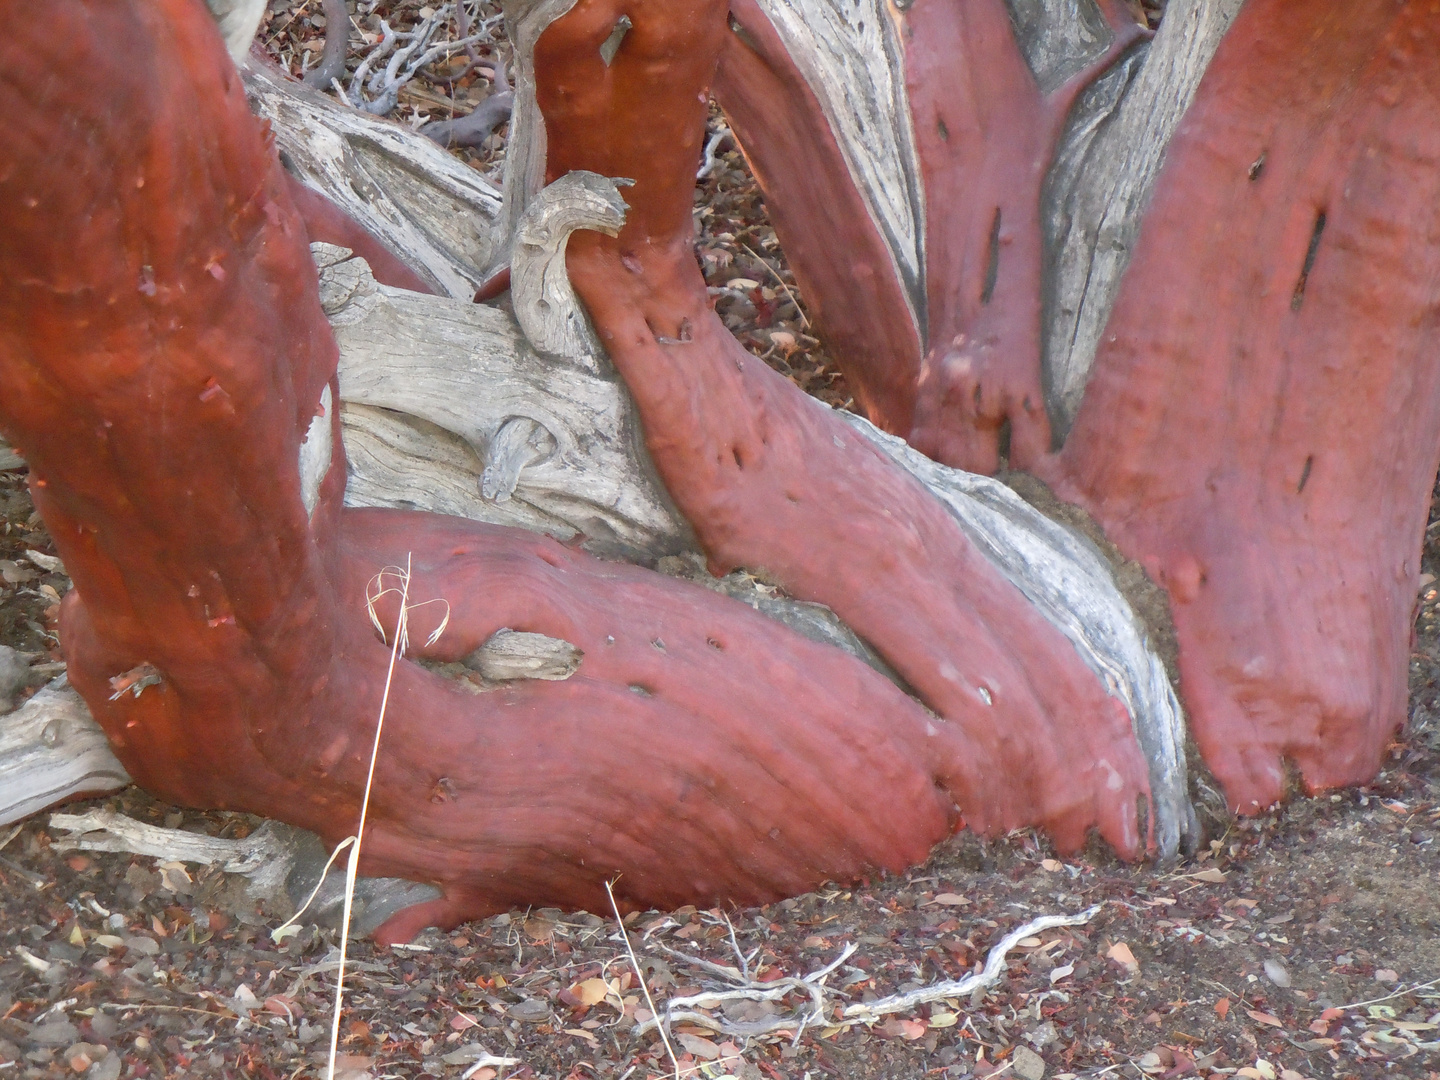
[315,243,692,560]
[1042,0,1243,433]
[0,681,130,827]
[244,62,504,297]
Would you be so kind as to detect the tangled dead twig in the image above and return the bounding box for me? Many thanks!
[632,905,1100,1042]
[335,4,495,117]
[421,51,514,149]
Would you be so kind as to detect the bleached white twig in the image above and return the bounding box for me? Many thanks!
[636,906,1100,1040]
[342,5,491,116]
[606,880,681,1080]
[842,905,1100,1019]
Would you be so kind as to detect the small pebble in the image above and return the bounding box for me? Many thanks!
[1264,959,1292,987]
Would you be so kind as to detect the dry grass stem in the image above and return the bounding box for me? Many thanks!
[326,554,419,1080]
[605,879,682,1080]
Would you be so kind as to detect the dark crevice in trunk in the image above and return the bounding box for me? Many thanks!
[982,208,1003,305]
[1291,209,1327,312]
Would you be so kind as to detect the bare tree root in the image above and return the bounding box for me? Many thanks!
[422,54,514,149]
[302,0,351,89]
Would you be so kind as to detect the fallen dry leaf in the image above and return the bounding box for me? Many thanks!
[1246,1009,1285,1029]
[1215,997,1231,1018]
[676,1033,721,1060]
[571,977,611,1007]
[1106,941,1140,974]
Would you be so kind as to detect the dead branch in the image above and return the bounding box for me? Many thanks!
[302,0,351,89]
[633,906,1099,1041]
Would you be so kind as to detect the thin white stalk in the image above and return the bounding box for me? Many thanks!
[325,553,415,1080]
[606,880,681,1080]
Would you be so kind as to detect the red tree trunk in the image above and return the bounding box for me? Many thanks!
[538,0,1156,855]
[708,0,1440,813]
[0,0,1164,942]
[1053,0,1440,811]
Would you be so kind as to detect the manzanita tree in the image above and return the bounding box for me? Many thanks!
[0,0,1434,941]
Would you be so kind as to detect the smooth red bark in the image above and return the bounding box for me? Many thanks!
[1054,0,1440,811]
[0,0,1157,942]
[903,0,1144,475]
[711,0,1144,474]
[539,0,1155,856]
[713,0,923,433]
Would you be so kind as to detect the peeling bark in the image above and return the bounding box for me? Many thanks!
[713,0,924,432]
[1041,0,1243,434]
[902,0,1147,474]
[244,60,504,297]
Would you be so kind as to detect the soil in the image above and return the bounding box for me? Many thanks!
[2,3,1438,1079]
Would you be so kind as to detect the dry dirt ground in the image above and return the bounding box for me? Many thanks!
[2,2,1439,1078]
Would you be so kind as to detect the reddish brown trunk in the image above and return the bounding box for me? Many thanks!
[713,1,923,432]
[538,0,1156,856]
[902,0,1144,474]
[1053,0,1440,811]
[0,0,1158,943]
[712,0,1144,474]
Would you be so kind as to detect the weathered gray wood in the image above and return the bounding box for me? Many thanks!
[49,809,441,935]
[465,629,583,681]
[1043,0,1244,432]
[746,0,925,325]
[203,0,267,62]
[498,0,582,254]
[314,243,693,561]
[243,63,505,298]
[0,680,130,828]
[510,171,627,373]
[1003,0,1119,94]
[838,409,1197,857]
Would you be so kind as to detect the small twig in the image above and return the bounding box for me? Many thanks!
[606,880,681,1080]
[722,912,750,980]
[1337,975,1440,1011]
[454,0,483,67]
[844,907,1100,1020]
[738,241,810,329]
[637,906,1098,1040]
